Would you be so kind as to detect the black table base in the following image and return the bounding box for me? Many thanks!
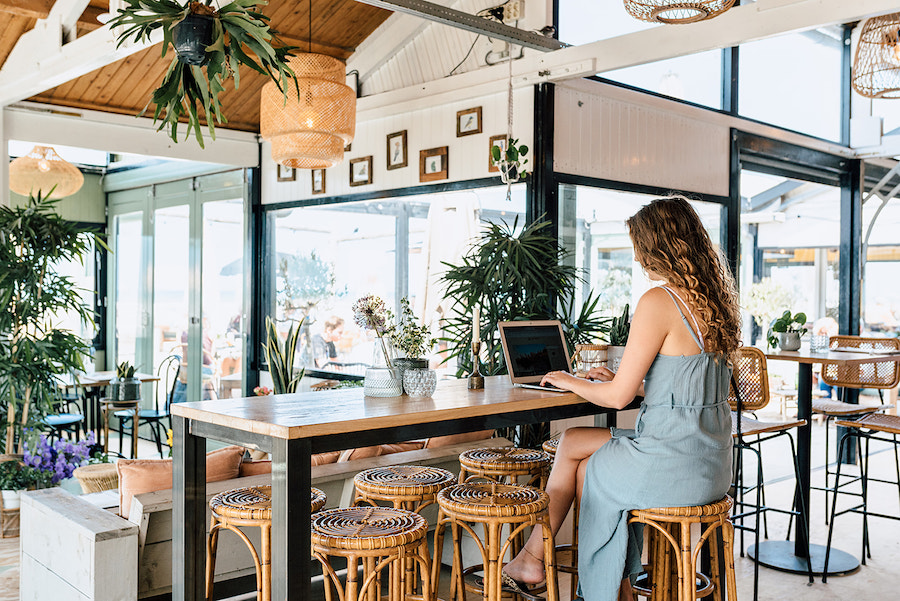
[749,540,859,576]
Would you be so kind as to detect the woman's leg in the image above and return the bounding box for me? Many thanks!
[503,426,612,584]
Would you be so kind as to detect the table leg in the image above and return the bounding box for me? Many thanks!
[172,415,207,601]
[271,438,312,601]
[749,363,859,576]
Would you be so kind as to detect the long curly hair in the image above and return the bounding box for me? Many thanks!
[626,196,741,356]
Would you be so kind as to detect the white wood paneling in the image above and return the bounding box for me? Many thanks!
[262,88,533,204]
[554,81,730,197]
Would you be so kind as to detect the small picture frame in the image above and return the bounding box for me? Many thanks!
[386,130,408,170]
[457,107,482,137]
[489,134,507,173]
[349,156,373,186]
[277,164,295,182]
[311,169,326,195]
[420,146,449,182]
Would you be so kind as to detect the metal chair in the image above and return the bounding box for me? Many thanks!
[814,336,900,523]
[115,355,181,458]
[728,346,813,601]
[45,373,85,442]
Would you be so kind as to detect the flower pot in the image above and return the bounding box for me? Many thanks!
[403,368,437,397]
[173,14,214,66]
[112,377,141,402]
[779,332,802,351]
[363,367,402,398]
[1,489,22,510]
[392,358,428,387]
[607,345,626,372]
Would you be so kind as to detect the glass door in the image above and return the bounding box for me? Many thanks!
[113,211,144,366]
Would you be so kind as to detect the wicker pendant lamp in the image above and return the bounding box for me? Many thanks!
[260,54,355,169]
[624,0,736,24]
[9,145,84,198]
[852,13,900,99]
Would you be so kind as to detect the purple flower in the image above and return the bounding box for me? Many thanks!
[23,432,94,486]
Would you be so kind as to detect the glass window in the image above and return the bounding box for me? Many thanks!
[739,29,843,140]
[739,170,841,348]
[53,236,97,371]
[558,185,723,320]
[602,50,723,109]
[559,1,652,45]
[114,212,143,365]
[862,186,900,334]
[268,185,526,377]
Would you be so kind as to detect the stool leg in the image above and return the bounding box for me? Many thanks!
[206,516,219,601]
[679,521,692,601]
[132,410,139,459]
[450,521,466,601]
[260,522,271,601]
[485,521,501,601]
[346,555,360,601]
[721,519,738,601]
[823,431,853,583]
[431,512,447,601]
[540,515,559,601]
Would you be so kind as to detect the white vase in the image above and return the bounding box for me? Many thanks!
[607,345,626,372]
[1,489,22,510]
[363,367,402,397]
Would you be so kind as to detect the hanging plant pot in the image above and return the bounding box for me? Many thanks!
[172,14,214,66]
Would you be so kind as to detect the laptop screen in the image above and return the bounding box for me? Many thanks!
[498,320,572,384]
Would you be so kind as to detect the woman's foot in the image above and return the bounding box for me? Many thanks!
[502,546,545,585]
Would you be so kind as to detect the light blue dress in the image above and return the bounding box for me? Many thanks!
[577,289,733,601]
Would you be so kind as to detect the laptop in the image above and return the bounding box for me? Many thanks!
[498,320,573,391]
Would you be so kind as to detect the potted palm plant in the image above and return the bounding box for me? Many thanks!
[108,0,298,148]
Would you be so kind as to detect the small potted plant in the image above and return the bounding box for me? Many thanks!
[0,460,38,510]
[607,304,630,371]
[491,137,529,184]
[24,433,95,488]
[387,298,433,379]
[111,361,141,402]
[263,317,303,394]
[768,310,808,351]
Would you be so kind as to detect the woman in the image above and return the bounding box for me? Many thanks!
[502,196,741,601]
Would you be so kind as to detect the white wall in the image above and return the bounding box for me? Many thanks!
[261,87,533,204]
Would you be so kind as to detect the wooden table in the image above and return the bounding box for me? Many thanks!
[171,376,616,601]
[753,348,900,576]
[62,371,158,442]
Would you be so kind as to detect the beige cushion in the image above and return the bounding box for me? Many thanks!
[423,430,493,448]
[337,442,425,462]
[117,445,244,517]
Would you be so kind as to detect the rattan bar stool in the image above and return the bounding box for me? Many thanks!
[815,335,900,522]
[433,481,559,601]
[823,413,900,583]
[459,447,552,489]
[542,436,579,600]
[628,496,738,601]
[354,465,457,512]
[312,506,432,601]
[205,485,327,601]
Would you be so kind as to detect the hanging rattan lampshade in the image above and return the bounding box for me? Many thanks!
[852,13,900,99]
[9,145,84,198]
[623,0,735,24]
[260,54,355,169]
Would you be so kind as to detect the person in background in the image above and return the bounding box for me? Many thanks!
[313,316,345,368]
[502,196,741,601]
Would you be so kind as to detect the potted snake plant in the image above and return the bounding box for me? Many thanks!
[108,1,298,148]
[110,361,141,402]
[607,304,630,371]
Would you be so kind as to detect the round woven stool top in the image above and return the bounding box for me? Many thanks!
[210,486,329,519]
[211,486,272,521]
[311,506,428,551]
[311,487,327,513]
[541,437,559,456]
[74,462,119,494]
[437,482,549,518]
[459,447,551,473]
[631,496,733,519]
[354,465,456,496]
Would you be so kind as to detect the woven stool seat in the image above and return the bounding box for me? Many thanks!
[542,436,559,456]
[355,465,457,497]
[459,447,552,488]
[628,496,737,600]
[434,481,558,601]
[312,506,428,551]
[211,486,272,520]
[812,399,884,416]
[73,462,119,494]
[836,412,900,435]
[311,487,327,513]
[313,506,432,601]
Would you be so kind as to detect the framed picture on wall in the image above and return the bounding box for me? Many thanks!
[311,169,326,194]
[386,130,408,170]
[349,156,373,186]
[456,107,482,137]
[277,164,295,182]
[420,146,448,182]
[488,135,507,173]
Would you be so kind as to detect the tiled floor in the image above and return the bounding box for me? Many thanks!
[2,417,900,600]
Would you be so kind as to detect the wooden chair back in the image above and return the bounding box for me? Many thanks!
[821,336,900,390]
[727,346,770,412]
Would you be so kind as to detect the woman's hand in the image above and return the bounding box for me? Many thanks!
[540,371,580,390]
[586,366,616,382]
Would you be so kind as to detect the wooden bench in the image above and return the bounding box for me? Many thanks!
[23,437,510,600]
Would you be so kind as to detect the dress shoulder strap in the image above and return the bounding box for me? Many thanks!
[660,286,704,351]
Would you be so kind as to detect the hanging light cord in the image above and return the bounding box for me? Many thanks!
[505,45,515,202]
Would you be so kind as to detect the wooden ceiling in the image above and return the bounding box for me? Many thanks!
[0,0,391,133]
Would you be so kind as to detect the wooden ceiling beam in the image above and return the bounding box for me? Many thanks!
[277,34,356,61]
[0,0,105,27]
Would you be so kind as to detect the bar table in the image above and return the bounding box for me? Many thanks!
[753,347,900,575]
[171,376,616,601]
